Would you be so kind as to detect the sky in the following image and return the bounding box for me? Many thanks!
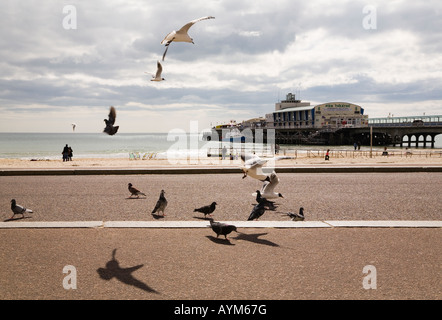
[0,0,441,133]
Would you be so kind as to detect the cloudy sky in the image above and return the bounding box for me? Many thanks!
[1,0,441,133]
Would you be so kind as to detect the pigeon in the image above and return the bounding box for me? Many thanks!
[194,201,217,218]
[240,153,294,181]
[255,190,277,210]
[10,199,33,219]
[282,207,305,221]
[151,189,168,216]
[103,106,119,135]
[128,183,146,198]
[253,172,284,200]
[247,201,267,221]
[209,218,237,240]
[147,60,165,81]
[161,16,215,61]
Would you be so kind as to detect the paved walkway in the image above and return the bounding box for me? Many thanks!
[0,227,440,300]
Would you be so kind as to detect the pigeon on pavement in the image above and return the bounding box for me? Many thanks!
[209,218,237,240]
[151,190,168,216]
[10,199,33,219]
[194,201,217,218]
[128,183,146,198]
[247,201,267,221]
[282,207,305,221]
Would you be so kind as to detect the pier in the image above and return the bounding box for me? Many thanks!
[211,115,442,148]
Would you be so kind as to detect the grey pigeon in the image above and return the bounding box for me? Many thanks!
[128,183,146,198]
[10,199,33,219]
[209,218,237,240]
[247,201,267,221]
[283,207,305,221]
[103,106,119,135]
[151,190,167,216]
[194,201,217,218]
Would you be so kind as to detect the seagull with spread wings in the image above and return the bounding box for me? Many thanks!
[161,16,215,61]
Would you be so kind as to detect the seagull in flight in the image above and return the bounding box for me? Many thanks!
[161,16,215,61]
[240,153,294,181]
[253,172,284,200]
[146,61,165,81]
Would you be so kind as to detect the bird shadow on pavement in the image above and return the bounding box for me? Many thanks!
[193,216,211,221]
[205,236,235,246]
[3,216,33,222]
[97,249,159,294]
[232,232,280,247]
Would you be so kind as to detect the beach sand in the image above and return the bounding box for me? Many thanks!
[1,149,441,169]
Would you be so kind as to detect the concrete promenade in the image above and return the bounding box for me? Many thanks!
[0,165,440,301]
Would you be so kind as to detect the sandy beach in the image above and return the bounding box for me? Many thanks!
[1,148,441,169]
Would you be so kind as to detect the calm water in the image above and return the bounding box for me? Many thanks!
[0,132,441,160]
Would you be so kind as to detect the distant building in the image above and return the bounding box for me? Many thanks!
[265,93,368,129]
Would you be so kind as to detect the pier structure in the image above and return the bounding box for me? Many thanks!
[210,93,442,148]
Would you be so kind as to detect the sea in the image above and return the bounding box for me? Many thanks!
[0,132,441,160]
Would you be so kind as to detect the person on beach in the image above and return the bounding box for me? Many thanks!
[68,146,73,161]
[325,149,330,161]
[62,144,69,162]
[222,146,227,160]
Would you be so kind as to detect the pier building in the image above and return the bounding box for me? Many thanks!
[265,93,368,130]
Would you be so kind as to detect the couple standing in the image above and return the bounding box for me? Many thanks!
[62,144,73,161]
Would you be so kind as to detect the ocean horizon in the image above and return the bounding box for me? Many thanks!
[0,132,441,160]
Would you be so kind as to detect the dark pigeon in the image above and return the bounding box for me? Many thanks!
[128,183,146,198]
[194,201,217,218]
[103,106,119,135]
[247,201,267,221]
[255,190,277,210]
[209,218,237,240]
[151,189,167,216]
[10,199,33,219]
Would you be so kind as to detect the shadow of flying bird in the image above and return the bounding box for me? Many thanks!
[97,249,159,294]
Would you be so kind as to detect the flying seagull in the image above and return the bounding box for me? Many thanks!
[151,189,168,216]
[240,153,294,181]
[103,106,119,135]
[71,123,76,132]
[10,199,33,220]
[253,172,284,200]
[146,60,165,81]
[161,16,215,61]
[209,218,237,240]
[281,207,305,221]
[194,201,217,218]
[128,183,146,198]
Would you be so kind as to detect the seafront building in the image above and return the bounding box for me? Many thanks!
[210,93,442,147]
[264,93,368,130]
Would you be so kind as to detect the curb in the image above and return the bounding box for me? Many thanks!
[0,220,441,229]
[1,166,442,176]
